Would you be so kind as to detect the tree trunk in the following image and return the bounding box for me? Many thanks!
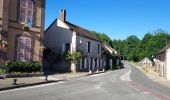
[71,62,77,73]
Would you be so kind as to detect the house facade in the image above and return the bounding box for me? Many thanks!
[44,10,102,72]
[0,0,45,64]
[155,44,170,80]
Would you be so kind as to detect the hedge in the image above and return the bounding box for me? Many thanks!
[5,61,42,73]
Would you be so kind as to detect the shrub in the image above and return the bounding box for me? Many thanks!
[64,51,81,64]
[0,65,8,74]
[6,61,42,73]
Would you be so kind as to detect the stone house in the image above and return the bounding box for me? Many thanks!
[155,44,170,80]
[102,44,120,70]
[0,0,45,64]
[139,57,153,68]
[44,10,102,72]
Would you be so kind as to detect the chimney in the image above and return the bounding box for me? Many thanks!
[59,10,66,21]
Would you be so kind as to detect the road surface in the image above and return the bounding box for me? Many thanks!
[0,62,170,100]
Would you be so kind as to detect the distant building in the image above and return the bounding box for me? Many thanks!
[139,57,153,67]
[0,0,45,64]
[44,10,102,72]
[102,44,120,70]
[155,44,170,80]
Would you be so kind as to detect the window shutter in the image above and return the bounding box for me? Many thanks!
[80,58,82,69]
[19,0,27,23]
[27,0,33,27]
[19,0,33,24]
[84,58,87,68]
[62,43,66,54]
[24,37,31,61]
[17,37,25,61]
[97,59,99,68]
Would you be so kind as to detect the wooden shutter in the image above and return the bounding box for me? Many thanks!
[17,36,32,62]
[17,37,25,61]
[19,0,27,23]
[27,0,33,26]
[24,37,31,61]
[62,43,66,54]
[19,0,33,24]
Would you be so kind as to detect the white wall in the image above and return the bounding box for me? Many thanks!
[166,48,170,80]
[44,19,73,53]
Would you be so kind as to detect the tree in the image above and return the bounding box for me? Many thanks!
[124,35,141,61]
[64,51,81,73]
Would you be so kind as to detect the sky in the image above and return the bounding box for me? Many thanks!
[45,0,170,40]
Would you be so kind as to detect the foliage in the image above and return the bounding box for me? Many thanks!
[91,29,170,62]
[64,51,81,64]
[0,65,8,74]
[91,31,112,46]
[5,61,42,73]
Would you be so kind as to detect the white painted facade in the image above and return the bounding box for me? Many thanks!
[155,46,170,80]
[165,48,170,80]
[44,19,102,72]
[44,19,73,53]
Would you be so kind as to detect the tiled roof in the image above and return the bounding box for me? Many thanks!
[65,21,101,42]
[45,18,101,42]
[102,44,118,55]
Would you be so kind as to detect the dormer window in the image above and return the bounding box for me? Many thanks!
[19,0,33,27]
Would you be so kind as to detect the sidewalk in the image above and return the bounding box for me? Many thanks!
[0,71,105,91]
[128,61,170,88]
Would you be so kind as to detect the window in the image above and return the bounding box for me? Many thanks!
[17,36,32,62]
[87,41,91,53]
[97,44,100,54]
[80,58,85,69]
[62,43,70,54]
[19,0,33,26]
[65,43,70,53]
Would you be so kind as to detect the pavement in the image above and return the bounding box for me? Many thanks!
[0,72,98,91]
[0,62,170,100]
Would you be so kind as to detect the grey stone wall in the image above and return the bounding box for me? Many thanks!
[76,35,101,58]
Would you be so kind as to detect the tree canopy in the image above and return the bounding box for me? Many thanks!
[91,29,170,62]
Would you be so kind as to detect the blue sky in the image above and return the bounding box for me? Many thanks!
[45,0,170,40]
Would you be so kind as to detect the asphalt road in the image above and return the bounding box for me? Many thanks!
[0,62,170,100]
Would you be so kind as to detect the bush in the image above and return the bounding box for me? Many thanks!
[64,51,81,64]
[0,65,8,74]
[6,61,42,73]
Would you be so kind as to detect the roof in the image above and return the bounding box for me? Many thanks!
[102,44,118,55]
[158,44,170,54]
[45,18,101,42]
[65,21,101,42]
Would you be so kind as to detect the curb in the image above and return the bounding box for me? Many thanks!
[0,71,110,92]
[0,80,57,91]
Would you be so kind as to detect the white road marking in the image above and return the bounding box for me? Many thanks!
[39,76,59,80]
[90,71,112,77]
[0,81,64,94]
[120,68,132,82]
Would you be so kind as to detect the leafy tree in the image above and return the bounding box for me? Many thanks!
[64,51,81,73]
[91,29,170,62]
